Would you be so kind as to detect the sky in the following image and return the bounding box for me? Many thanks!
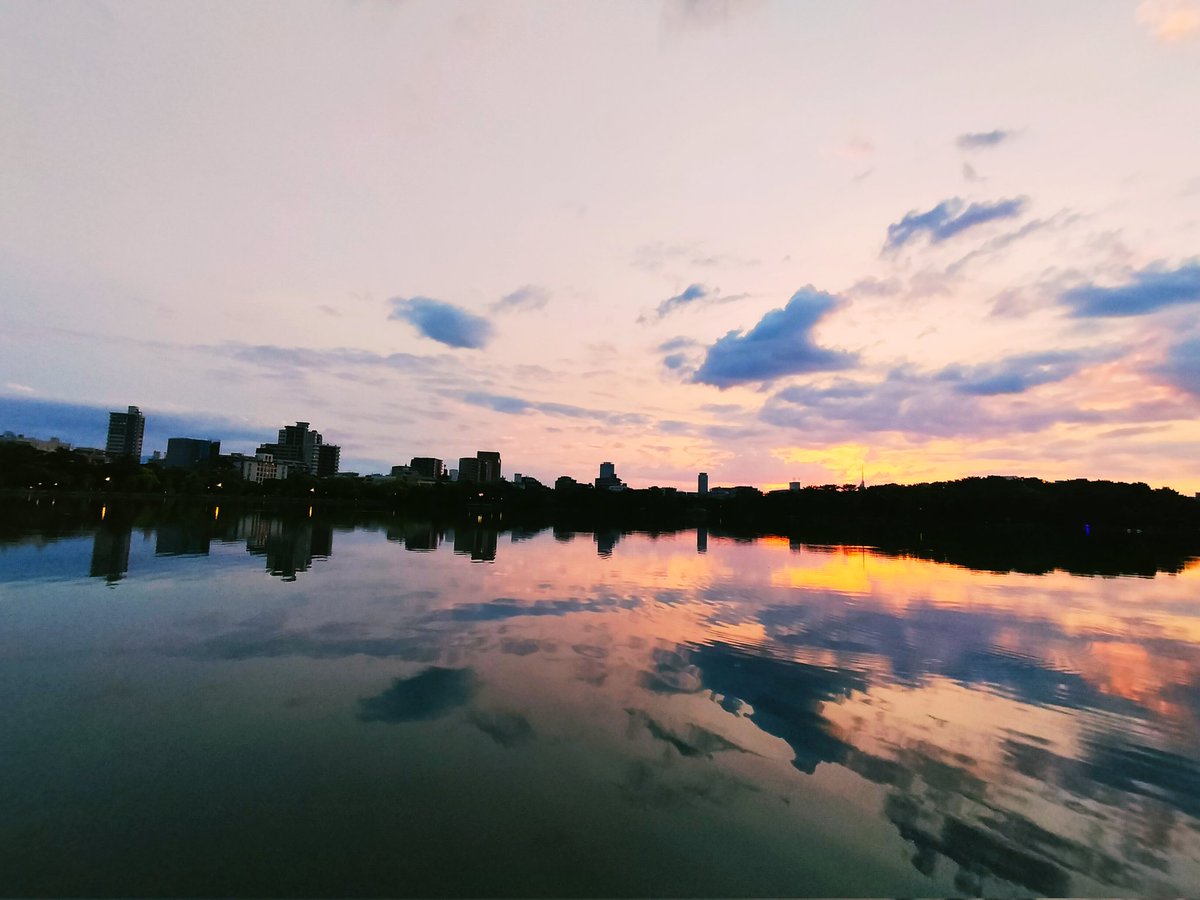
[2,0,1199,491]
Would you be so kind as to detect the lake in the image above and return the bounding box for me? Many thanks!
[1,499,1199,896]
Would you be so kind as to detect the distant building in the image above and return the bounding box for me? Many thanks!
[477,451,501,483]
[698,472,708,495]
[458,457,480,482]
[789,481,802,492]
[105,406,145,459]
[256,421,339,476]
[457,451,500,483]
[1,432,71,452]
[595,461,625,491]
[410,457,442,480]
[555,475,579,491]
[390,465,431,485]
[316,444,340,478]
[232,452,294,484]
[165,438,221,470]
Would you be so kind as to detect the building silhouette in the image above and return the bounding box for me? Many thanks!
[596,461,625,491]
[105,406,145,459]
[410,457,442,480]
[698,472,708,495]
[165,438,220,469]
[456,451,501,483]
[477,451,501,483]
[256,421,339,476]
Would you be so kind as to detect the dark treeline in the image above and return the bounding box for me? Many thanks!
[3,443,1199,578]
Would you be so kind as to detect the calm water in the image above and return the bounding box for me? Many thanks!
[2,501,1199,897]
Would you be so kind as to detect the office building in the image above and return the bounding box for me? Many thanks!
[410,457,442,480]
[233,452,295,484]
[256,421,340,475]
[165,438,221,470]
[698,472,708,495]
[596,461,625,491]
[105,406,145,459]
[458,457,480,482]
[477,451,501,483]
[316,444,340,478]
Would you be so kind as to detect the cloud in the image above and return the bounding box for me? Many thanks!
[1061,261,1200,317]
[467,709,535,747]
[1137,0,1200,41]
[956,129,1016,150]
[0,394,269,451]
[460,392,648,426]
[692,288,855,388]
[389,297,494,348]
[357,667,478,723]
[658,337,698,353]
[491,285,549,314]
[761,362,1114,440]
[660,0,765,36]
[935,350,1097,396]
[1154,337,1200,394]
[652,283,749,319]
[884,197,1027,253]
[631,241,758,273]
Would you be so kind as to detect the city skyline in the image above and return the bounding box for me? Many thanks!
[2,2,1199,491]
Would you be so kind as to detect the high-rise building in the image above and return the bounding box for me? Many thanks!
[105,406,145,459]
[458,457,480,482]
[410,457,442,480]
[477,451,501,483]
[165,438,220,469]
[256,421,340,475]
[596,461,625,491]
[698,472,709,495]
[316,444,340,478]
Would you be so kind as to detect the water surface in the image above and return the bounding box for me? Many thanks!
[2,501,1199,896]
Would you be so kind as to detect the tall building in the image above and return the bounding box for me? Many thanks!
[410,457,442,480]
[596,461,625,491]
[698,472,709,495]
[316,444,340,478]
[165,438,220,469]
[105,406,145,459]
[256,421,340,475]
[458,457,480,482]
[477,451,501,483]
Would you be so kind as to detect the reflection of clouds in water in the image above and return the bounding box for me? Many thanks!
[357,667,477,723]
[683,634,1197,894]
[617,758,759,811]
[626,709,747,759]
[500,638,545,656]
[436,595,640,622]
[641,647,703,694]
[468,709,535,747]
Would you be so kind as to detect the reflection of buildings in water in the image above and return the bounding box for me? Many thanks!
[696,526,708,554]
[594,529,620,558]
[552,526,574,543]
[90,524,132,584]
[154,522,212,557]
[402,521,441,552]
[230,512,333,581]
[453,524,498,562]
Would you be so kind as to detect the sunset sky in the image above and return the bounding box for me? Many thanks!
[2,0,1198,490]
